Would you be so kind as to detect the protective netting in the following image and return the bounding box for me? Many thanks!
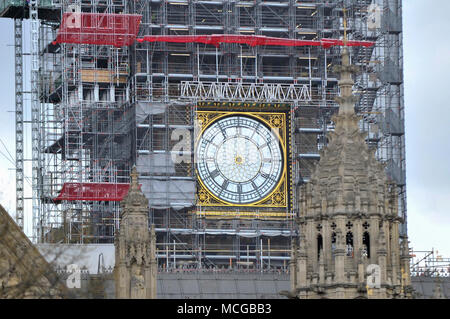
[54,182,130,201]
[54,13,375,49]
[140,179,196,210]
[53,178,195,209]
[136,101,167,124]
[136,153,176,175]
[54,12,142,47]
[137,34,375,48]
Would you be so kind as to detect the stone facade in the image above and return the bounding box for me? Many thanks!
[114,166,157,299]
[288,48,413,299]
[0,205,66,298]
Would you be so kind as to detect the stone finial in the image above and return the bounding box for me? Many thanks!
[130,165,140,191]
[121,165,148,211]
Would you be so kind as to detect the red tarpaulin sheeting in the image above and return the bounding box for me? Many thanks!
[54,182,131,202]
[54,13,374,49]
[54,12,142,47]
[136,34,375,48]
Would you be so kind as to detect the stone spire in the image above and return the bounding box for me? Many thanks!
[114,166,157,299]
[289,46,412,299]
[333,47,360,116]
[122,166,148,213]
[301,46,392,221]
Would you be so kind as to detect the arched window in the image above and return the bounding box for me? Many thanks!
[346,232,354,257]
[363,232,370,258]
[317,234,323,260]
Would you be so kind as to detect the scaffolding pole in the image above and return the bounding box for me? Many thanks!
[14,18,24,230]
[30,0,41,242]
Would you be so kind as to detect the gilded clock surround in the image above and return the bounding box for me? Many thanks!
[194,102,291,210]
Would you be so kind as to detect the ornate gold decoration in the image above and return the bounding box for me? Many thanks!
[268,114,284,128]
[272,191,286,205]
[193,210,292,220]
[195,110,291,209]
[196,113,211,130]
[197,188,211,205]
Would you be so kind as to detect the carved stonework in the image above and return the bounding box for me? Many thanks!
[114,166,157,299]
[0,206,66,299]
[288,47,412,299]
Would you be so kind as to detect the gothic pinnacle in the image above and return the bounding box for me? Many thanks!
[121,165,148,213]
[333,46,359,116]
[130,165,140,191]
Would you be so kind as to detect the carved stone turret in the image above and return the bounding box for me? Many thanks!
[288,47,412,299]
[114,166,157,299]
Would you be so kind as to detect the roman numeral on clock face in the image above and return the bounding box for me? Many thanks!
[218,121,227,138]
[261,173,276,183]
[261,173,269,179]
[210,169,220,178]
[250,124,260,139]
[222,180,229,190]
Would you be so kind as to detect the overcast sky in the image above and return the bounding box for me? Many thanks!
[402,1,450,257]
[0,1,448,257]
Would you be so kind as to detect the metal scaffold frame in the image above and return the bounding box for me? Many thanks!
[1,0,406,270]
[37,0,134,243]
[410,249,450,278]
[30,0,42,241]
[14,18,24,230]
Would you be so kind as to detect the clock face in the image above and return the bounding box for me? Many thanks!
[196,115,283,204]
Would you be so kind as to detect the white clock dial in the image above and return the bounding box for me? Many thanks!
[196,115,283,204]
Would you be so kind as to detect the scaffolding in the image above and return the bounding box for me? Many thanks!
[410,249,450,278]
[1,0,406,270]
[39,0,134,243]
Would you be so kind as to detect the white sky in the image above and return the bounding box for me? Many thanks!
[403,1,450,257]
[0,1,448,257]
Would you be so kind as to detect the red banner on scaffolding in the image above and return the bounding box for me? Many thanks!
[54,12,142,47]
[54,182,131,202]
[136,34,375,48]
